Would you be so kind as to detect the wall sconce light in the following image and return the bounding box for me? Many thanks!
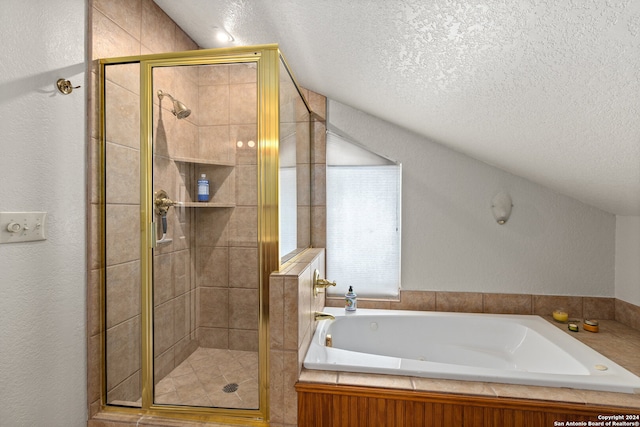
[491,192,513,225]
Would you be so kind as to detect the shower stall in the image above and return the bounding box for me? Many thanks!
[98,45,312,425]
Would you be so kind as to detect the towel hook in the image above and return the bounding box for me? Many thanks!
[56,78,81,95]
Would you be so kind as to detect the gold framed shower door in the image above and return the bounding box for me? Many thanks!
[97,44,287,426]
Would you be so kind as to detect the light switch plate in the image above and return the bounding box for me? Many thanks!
[0,212,47,243]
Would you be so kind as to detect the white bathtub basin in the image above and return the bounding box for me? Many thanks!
[303,308,640,393]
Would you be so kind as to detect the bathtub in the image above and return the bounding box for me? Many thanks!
[303,307,640,394]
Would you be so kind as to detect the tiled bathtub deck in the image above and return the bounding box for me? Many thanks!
[298,317,640,410]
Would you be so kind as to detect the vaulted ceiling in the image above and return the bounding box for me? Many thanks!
[154,0,640,215]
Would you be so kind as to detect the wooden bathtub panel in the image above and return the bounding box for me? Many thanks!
[296,382,639,427]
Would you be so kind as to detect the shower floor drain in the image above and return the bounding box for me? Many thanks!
[222,383,239,393]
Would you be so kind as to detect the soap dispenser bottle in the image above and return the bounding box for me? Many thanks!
[345,286,357,312]
[197,174,209,202]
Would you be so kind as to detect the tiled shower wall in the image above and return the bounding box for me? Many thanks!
[90,0,202,407]
[194,63,260,351]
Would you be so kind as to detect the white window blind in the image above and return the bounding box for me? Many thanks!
[326,134,401,299]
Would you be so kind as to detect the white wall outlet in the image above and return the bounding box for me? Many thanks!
[0,212,47,244]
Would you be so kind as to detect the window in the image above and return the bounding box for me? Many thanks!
[326,132,401,299]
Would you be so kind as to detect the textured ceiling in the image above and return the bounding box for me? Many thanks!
[154,0,640,215]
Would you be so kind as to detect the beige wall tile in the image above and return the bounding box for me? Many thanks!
[229,63,257,84]
[483,293,533,314]
[311,205,326,248]
[296,121,311,165]
[280,92,299,125]
[89,204,101,271]
[297,206,311,249]
[198,126,233,164]
[94,0,142,40]
[106,316,141,391]
[105,204,140,266]
[196,246,228,288]
[87,333,103,405]
[140,0,175,53]
[89,137,100,201]
[230,83,257,125]
[311,164,326,207]
[294,164,311,217]
[199,85,230,126]
[195,209,231,247]
[173,293,190,340]
[229,288,258,330]
[172,68,199,126]
[104,62,140,101]
[154,300,175,355]
[324,297,343,308]
[283,351,299,425]
[234,164,257,206]
[616,299,640,331]
[154,346,175,385]
[174,335,198,365]
[312,119,326,165]
[357,300,392,309]
[391,290,436,311]
[196,327,228,349]
[583,296,615,320]
[92,9,141,60]
[229,329,258,352]
[283,277,299,351]
[308,90,327,120]
[88,269,101,337]
[297,266,313,351]
[533,295,583,319]
[228,207,258,246]
[269,350,284,424]
[229,247,258,288]
[107,370,141,404]
[104,81,140,149]
[199,64,229,86]
[270,276,284,350]
[152,67,177,105]
[166,117,198,159]
[436,291,483,313]
[106,261,140,328]
[198,287,229,328]
[153,253,173,306]
[172,249,191,296]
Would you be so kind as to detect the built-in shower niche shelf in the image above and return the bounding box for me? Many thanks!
[176,201,235,208]
[173,156,235,167]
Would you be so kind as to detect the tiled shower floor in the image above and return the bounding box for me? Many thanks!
[155,347,259,409]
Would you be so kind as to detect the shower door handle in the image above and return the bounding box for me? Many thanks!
[154,189,177,216]
[153,189,175,245]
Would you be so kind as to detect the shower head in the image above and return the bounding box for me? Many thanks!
[157,90,191,119]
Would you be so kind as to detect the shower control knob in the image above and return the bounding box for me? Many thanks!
[7,222,22,233]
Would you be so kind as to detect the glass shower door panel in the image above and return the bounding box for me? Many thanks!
[151,62,259,409]
[278,56,311,262]
[103,62,142,407]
